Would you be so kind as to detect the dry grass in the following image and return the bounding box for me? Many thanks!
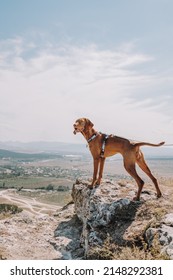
[88,235,170,260]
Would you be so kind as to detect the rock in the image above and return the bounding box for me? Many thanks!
[145,213,173,259]
[71,180,142,258]
[53,204,84,259]
[163,213,173,226]
[68,179,173,259]
[0,210,62,260]
[145,228,158,247]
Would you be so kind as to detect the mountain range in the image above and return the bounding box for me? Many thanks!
[0,141,172,158]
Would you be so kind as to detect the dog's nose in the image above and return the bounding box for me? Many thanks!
[73,124,77,134]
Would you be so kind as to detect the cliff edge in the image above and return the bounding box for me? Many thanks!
[67,179,173,259]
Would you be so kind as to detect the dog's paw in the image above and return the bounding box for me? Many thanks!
[132,196,140,201]
[156,192,162,199]
[95,180,101,186]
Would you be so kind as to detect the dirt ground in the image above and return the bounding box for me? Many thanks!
[0,189,62,260]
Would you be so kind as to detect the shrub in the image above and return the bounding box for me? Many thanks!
[0,204,22,214]
[46,184,54,191]
[87,235,169,260]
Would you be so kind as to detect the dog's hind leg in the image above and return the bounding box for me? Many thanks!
[123,155,144,200]
[136,151,162,198]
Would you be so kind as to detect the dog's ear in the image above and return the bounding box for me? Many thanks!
[84,118,94,130]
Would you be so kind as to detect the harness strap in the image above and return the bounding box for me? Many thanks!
[87,133,98,143]
[87,133,109,158]
[100,134,109,158]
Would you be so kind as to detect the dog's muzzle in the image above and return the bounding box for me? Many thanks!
[73,124,78,134]
[73,122,84,134]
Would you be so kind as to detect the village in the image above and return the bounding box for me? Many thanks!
[0,156,90,190]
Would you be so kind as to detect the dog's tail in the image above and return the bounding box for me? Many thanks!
[134,141,165,148]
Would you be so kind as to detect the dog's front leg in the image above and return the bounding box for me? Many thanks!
[88,158,99,188]
[96,157,105,186]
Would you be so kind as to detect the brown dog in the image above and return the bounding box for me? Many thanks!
[73,118,165,200]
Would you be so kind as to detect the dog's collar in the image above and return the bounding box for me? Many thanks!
[87,133,99,143]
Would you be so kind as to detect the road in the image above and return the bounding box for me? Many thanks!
[0,189,61,215]
[0,189,63,259]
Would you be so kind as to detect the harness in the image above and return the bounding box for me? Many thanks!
[100,134,109,158]
[87,132,109,158]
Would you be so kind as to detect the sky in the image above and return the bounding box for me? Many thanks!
[0,0,173,144]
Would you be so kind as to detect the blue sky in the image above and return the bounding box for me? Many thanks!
[0,0,173,144]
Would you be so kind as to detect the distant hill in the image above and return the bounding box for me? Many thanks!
[0,149,61,161]
[0,141,172,158]
[0,141,87,155]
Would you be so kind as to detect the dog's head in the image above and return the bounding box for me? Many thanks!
[73,118,94,134]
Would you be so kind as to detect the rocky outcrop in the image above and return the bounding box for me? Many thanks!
[68,179,173,259]
[71,179,142,258]
[53,179,141,259]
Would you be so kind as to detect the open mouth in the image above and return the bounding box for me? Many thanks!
[73,126,78,134]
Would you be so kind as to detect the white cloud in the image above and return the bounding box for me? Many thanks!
[0,37,172,144]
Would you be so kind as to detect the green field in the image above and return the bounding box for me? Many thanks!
[0,176,73,189]
[0,176,73,207]
[19,189,72,206]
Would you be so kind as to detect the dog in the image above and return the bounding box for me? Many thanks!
[73,117,165,200]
